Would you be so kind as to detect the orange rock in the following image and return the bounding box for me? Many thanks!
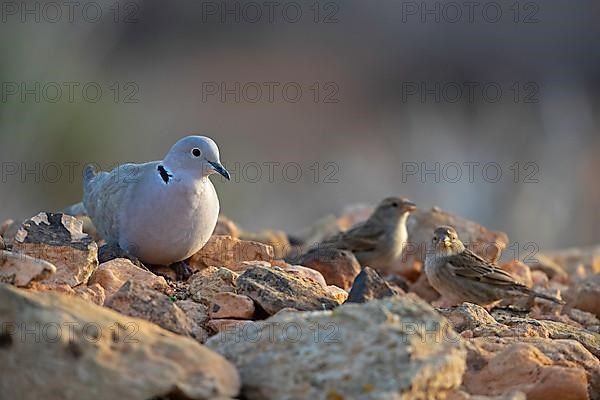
[566,273,600,319]
[209,292,255,319]
[188,235,274,271]
[88,258,170,298]
[297,247,361,290]
[326,285,348,304]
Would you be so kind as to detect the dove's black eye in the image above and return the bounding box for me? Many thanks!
[192,148,201,157]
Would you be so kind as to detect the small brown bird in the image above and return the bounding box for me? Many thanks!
[424,226,563,307]
[311,197,416,273]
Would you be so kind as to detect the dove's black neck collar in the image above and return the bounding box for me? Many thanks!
[157,164,174,184]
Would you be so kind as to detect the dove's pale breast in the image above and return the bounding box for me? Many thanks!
[118,168,219,265]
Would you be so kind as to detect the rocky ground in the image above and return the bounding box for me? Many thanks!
[0,206,599,400]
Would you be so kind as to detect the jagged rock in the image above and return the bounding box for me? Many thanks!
[209,292,256,319]
[175,300,210,342]
[326,285,348,304]
[188,235,274,271]
[346,267,402,303]
[208,296,466,399]
[236,265,338,315]
[297,247,361,290]
[105,281,199,339]
[438,303,498,332]
[12,213,97,287]
[463,337,600,399]
[187,266,239,305]
[240,229,290,259]
[0,250,56,286]
[0,284,240,399]
[566,273,600,319]
[87,258,170,298]
[277,263,328,288]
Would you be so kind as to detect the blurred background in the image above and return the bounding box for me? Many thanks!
[0,0,599,250]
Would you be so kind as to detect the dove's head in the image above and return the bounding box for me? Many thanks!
[371,197,416,224]
[164,136,230,180]
[430,226,465,256]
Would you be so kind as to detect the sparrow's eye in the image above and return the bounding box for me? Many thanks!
[192,148,201,157]
[432,237,438,242]
[391,202,398,207]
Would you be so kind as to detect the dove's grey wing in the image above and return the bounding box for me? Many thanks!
[445,249,526,289]
[83,163,149,244]
[321,220,386,253]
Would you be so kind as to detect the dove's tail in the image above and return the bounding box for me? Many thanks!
[83,164,98,190]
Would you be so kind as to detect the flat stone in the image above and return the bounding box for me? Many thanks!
[0,250,56,287]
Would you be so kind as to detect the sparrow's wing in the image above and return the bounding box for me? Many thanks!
[321,220,385,253]
[445,249,526,288]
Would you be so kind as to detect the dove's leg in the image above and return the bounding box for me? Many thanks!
[98,243,149,271]
[170,261,194,281]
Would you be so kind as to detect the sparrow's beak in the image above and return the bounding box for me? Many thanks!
[208,161,230,181]
[404,201,416,211]
[442,236,452,248]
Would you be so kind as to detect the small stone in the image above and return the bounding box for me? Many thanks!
[105,281,197,338]
[209,292,256,319]
[175,300,210,342]
[188,235,274,271]
[88,258,170,298]
[277,263,328,288]
[566,273,600,319]
[0,250,56,287]
[297,247,361,290]
[346,267,402,303]
[237,265,338,315]
[187,266,239,305]
[437,303,498,333]
[240,229,290,259]
[12,213,97,287]
[74,283,106,306]
[326,285,348,304]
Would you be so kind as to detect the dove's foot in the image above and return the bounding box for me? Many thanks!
[98,243,149,271]
[171,261,193,281]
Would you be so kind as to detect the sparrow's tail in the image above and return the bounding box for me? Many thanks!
[524,287,565,304]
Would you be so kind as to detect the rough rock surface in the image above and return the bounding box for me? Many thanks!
[208,295,466,399]
[438,303,499,332]
[88,258,170,298]
[0,284,240,399]
[566,273,600,319]
[277,263,328,288]
[209,292,256,319]
[346,267,402,303]
[463,337,600,399]
[187,266,239,305]
[0,250,56,286]
[105,281,199,338]
[188,235,274,271]
[175,299,210,342]
[12,213,98,287]
[297,247,361,290]
[236,265,338,315]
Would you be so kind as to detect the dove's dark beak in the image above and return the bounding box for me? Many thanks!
[209,161,230,181]
[404,200,416,211]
